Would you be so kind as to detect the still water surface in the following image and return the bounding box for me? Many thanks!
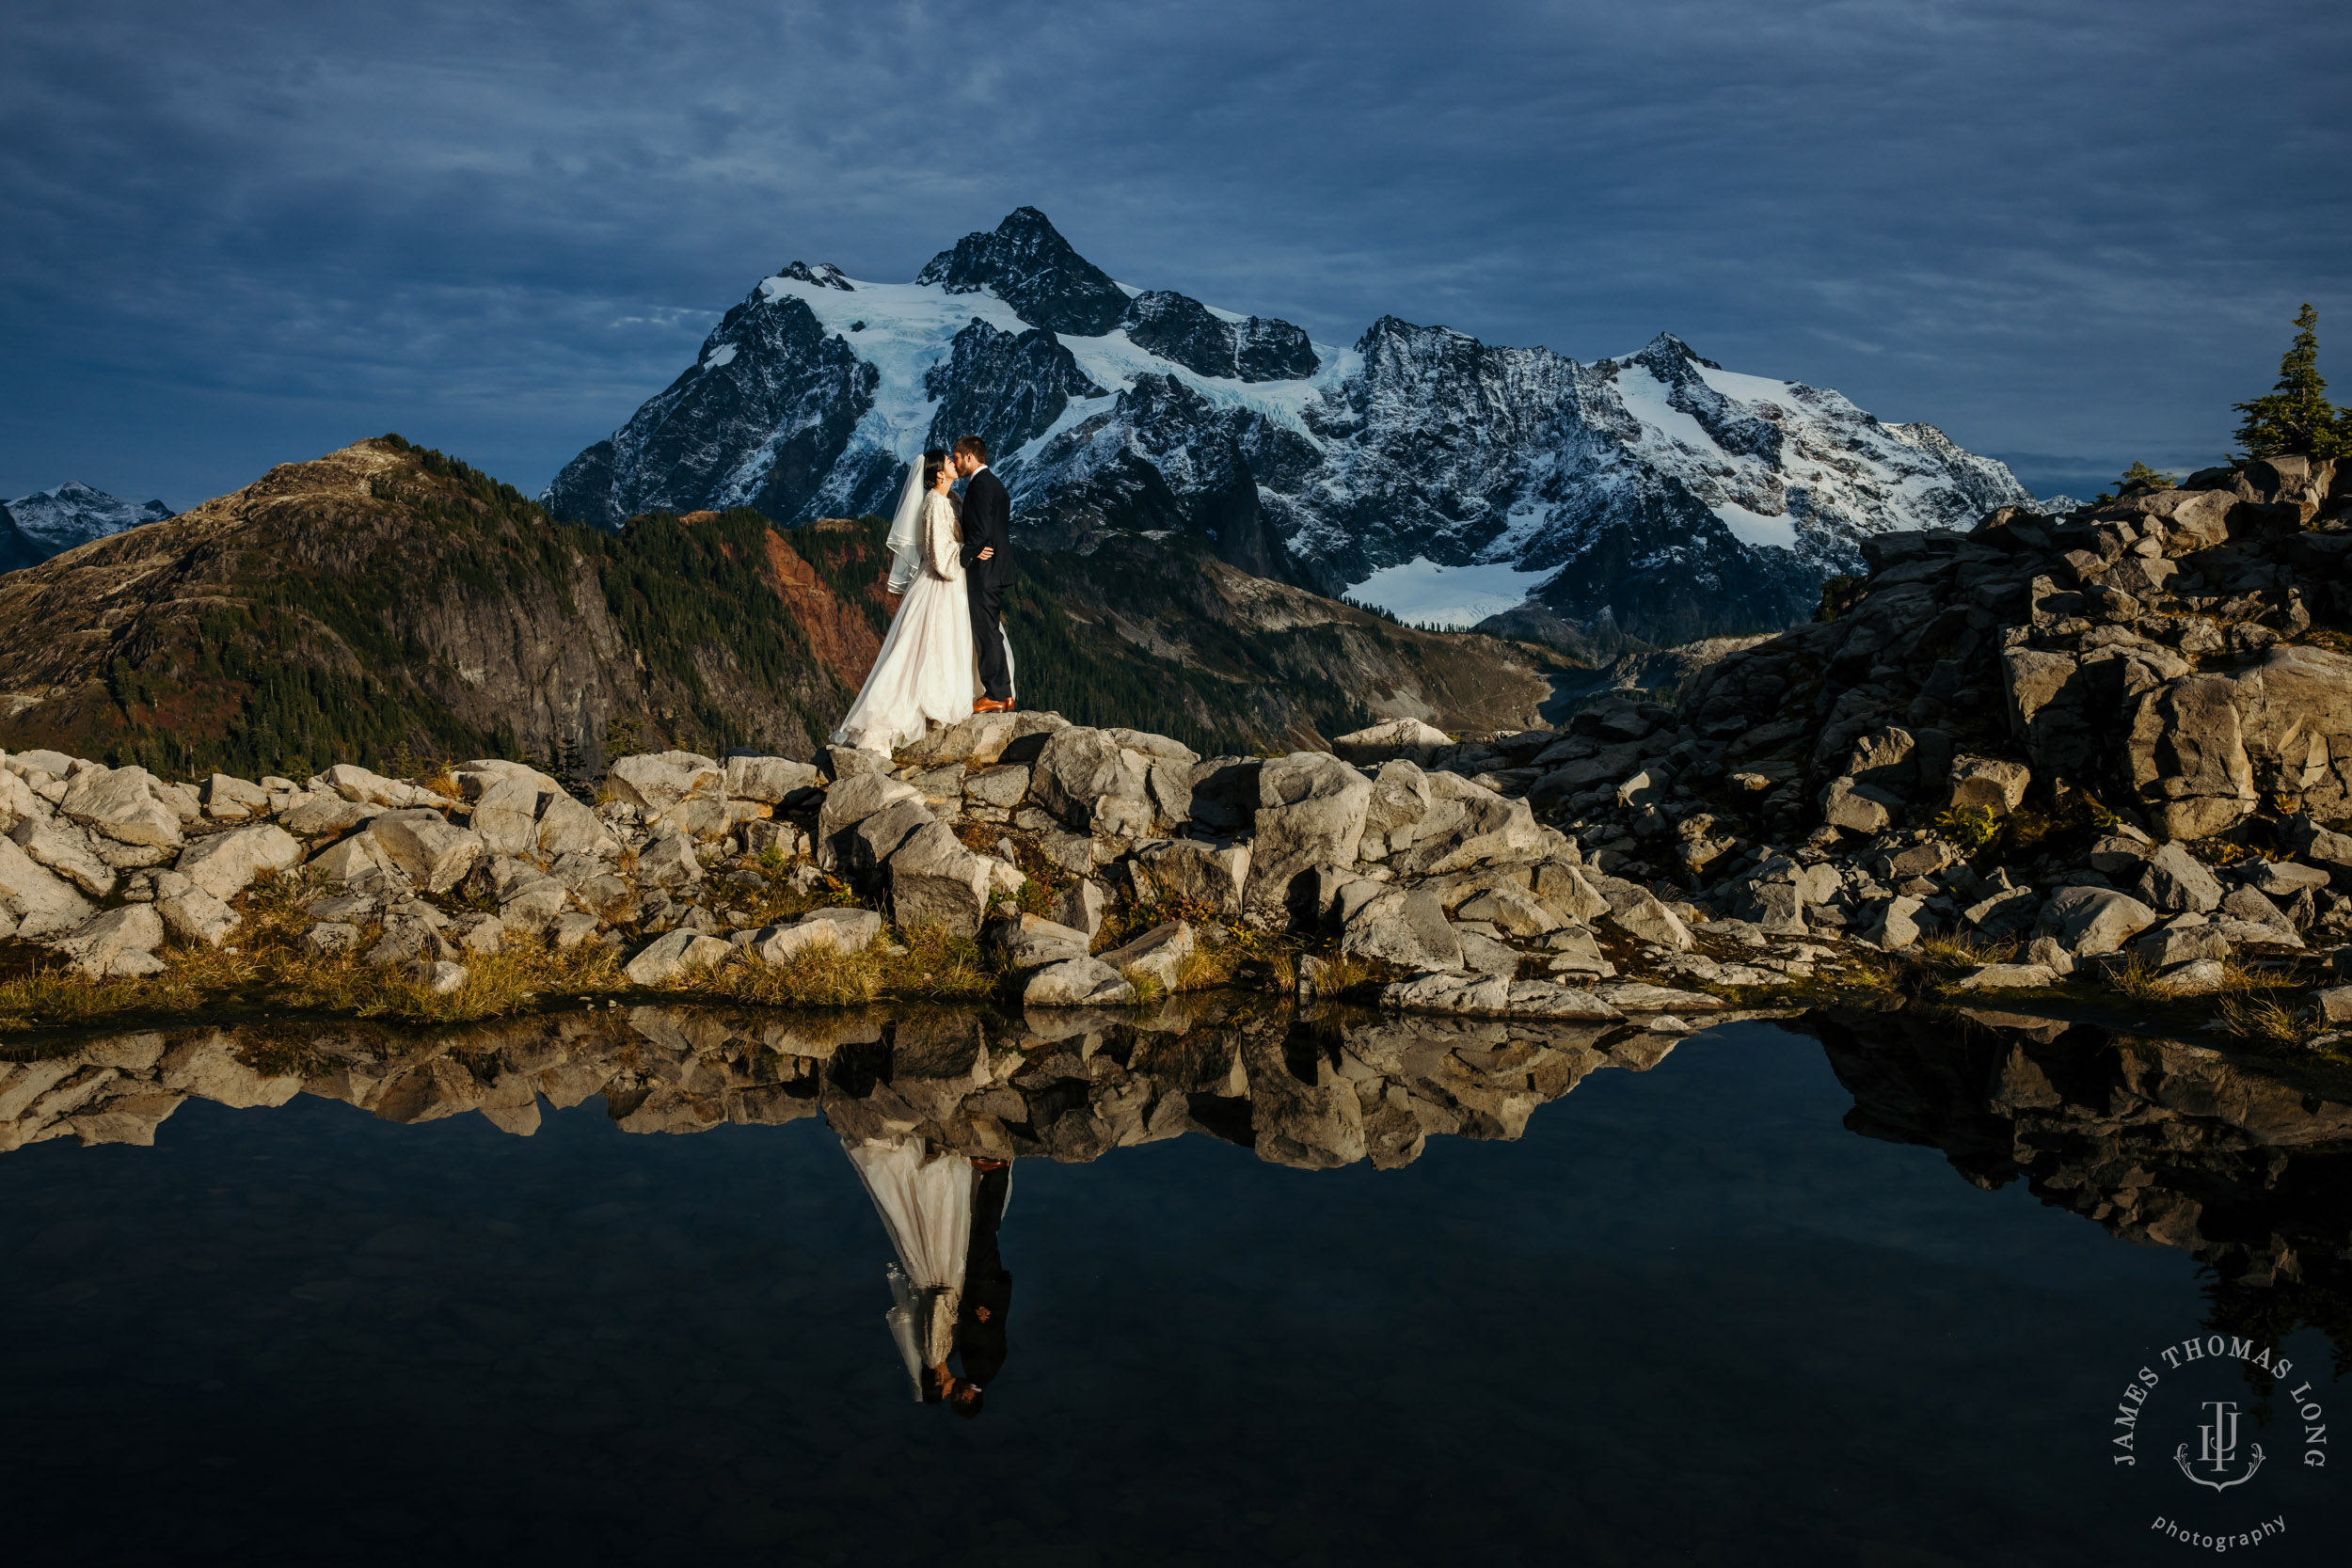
[1,1005,2343,1566]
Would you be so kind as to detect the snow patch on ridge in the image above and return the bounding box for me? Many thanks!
[1610,365,1717,455]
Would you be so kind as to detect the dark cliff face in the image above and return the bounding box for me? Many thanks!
[914,206,1131,337]
[1017,373,1310,582]
[0,508,41,573]
[922,318,1106,461]
[1523,477,1829,643]
[1118,291,1320,384]
[545,292,876,530]
[1279,316,1580,590]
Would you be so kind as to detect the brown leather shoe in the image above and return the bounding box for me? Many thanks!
[973,697,1014,712]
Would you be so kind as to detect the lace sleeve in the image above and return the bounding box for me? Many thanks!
[924,492,962,580]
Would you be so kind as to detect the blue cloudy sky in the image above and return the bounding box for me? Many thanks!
[4,0,2347,510]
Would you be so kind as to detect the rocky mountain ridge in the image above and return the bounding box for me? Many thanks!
[546,207,2043,641]
[0,437,1558,779]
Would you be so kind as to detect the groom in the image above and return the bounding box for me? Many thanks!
[954,435,1014,712]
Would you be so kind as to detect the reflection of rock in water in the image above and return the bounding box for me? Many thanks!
[1807,1006,2352,1357]
[0,999,1678,1171]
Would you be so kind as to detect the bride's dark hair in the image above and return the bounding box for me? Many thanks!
[921,448,952,491]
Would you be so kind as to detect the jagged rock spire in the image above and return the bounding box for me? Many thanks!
[915,207,1130,336]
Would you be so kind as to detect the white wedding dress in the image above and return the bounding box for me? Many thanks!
[830,467,1015,753]
[842,1134,975,1397]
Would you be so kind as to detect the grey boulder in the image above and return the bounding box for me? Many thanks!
[817,771,921,870]
[55,905,167,978]
[1248,752,1374,909]
[177,823,305,901]
[624,929,734,987]
[1135,838,1250,913]
[1024,957,1136,1008]
[1100,920,1195,990]
[57,765,183,848]
[362,812,480,895]
[12,816,117,897]
[1340,886,1463,971]
[1330,718,1451,766]
[983,913,1095,971]
[0,836,101,937]
[157,886,239,947]
[467,777,545,857]
[1591,877,1694,952]
[2042,886,2159,955]
[536,796,619,859]
[723,754,823,803]
[748,907,885,965]
[605,751,723,816]
[887,821,996,940]
[2134,842,2224,913]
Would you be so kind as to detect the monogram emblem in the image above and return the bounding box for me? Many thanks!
[2173,1400,2265,1493]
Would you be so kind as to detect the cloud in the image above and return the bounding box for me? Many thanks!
[2,0,2347,507]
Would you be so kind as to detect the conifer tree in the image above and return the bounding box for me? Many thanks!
[2093,461,2179,505]
[2232,303,2344,459]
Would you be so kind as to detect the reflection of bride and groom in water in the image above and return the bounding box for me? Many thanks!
[842,1135,1012,1417]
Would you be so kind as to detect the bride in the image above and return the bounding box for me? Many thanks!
[830,451,1010,752]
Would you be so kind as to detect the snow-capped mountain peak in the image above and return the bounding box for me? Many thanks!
[2,480,173,566]
[546,210,2046,640]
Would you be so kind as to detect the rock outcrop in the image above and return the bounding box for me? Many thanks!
[1414,456,2352,992]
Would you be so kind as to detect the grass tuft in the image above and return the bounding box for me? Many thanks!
[2102,957,2167,1002]
[1918,934,2019,973]
[2217,992,2312,1047]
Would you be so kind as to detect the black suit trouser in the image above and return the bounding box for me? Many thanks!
[968,577,1010,701]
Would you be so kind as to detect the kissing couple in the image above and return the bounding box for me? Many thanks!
[830,434,1018,755]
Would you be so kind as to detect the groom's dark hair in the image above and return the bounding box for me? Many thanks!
[953,435,989,464]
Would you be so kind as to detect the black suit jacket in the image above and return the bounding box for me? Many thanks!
[956,1164,1012,1386]
[958,468,1013,593]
